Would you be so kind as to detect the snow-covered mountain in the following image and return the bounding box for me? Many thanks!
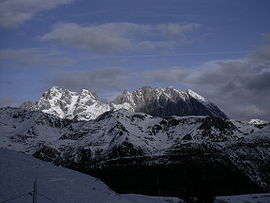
[248,119,268,125]
[112,86,228,119]
[0,107,269,197]
[30,86,110,120]
[1,85,269,198]
[24,86,227,120]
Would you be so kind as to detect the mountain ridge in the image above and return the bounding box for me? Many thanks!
[20,86,228,120]
[0,106,269,197]
[1,86,269,198]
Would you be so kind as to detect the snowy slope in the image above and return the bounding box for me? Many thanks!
[248,119,269,125]
[0,108,237,156]
[1,148,269,203]
[215,193,270,203]
[0,148,181,203]
[0,107,269,192]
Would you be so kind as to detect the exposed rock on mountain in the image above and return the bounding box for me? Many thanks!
[20,101,34,110]
[27,86,228,120]
[112,86,228,119]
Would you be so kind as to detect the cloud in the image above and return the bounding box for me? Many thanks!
[141,36,270,120]
[40,22,200,52]
[0,48,74,67]
[0,0,73,29]
[190,60,270,119]
[49,67,137,93]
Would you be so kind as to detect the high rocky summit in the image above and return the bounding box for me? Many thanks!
[25,86,228,120]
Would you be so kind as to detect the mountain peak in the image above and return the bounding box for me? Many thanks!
[80,89,98,100]
[112,86,227,119]
[23,86,227,120]
[31,86,110,120]
[50,86,62,91]
[122,89,131,94]
[186,89,207,103]
[47,86,73,94]
[248,119,268,125]
[141,86,153,90]
[81,88,96,95]
[20,101,34,110]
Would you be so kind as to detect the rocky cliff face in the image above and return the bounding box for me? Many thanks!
[112,86,228,119]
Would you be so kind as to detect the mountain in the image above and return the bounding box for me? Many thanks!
[20,101,34,110]
[248,119,269,125]
[31,86,110,120]
[27,86,227,120]
[2,86,268,199]
[0,107,269,198]
[111,86,228,119]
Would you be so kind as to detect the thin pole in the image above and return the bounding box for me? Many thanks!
[33,179,35,203]
[33,177,37,203]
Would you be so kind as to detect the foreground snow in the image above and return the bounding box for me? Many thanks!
[1,149,269,203]
[0,148,181,203]
[215,193,270,203]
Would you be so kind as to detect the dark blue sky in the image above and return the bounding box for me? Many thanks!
[0,0,270,120]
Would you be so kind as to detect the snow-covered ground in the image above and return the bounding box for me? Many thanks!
[215,193,270,203]
[0,148,181,203]
[1,107,270,191]
[1,148,270,203]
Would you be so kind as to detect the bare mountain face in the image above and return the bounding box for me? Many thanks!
[25,86,228,120]
[112,86,228,119]
[0,107,269,197]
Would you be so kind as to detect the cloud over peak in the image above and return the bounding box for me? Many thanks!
[142,35,270,120]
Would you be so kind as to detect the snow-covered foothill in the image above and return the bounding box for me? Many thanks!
[248,119,269,125]
[0,106,269,191]
[1,148,269,203]
[0,148,181,203]
[215,193,270,203]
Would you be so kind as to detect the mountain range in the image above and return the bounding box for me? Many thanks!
[1,86,269,200]
[20,86,227,120]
